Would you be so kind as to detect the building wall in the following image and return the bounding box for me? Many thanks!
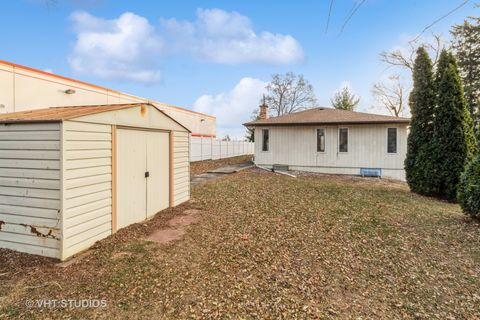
[0,61,216,136]
[61,121,113,260]
[0,122,61,258]
[254,124,408,181]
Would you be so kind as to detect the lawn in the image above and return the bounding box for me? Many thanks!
[1,169,480,319]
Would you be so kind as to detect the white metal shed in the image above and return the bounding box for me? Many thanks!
[0,103,190,260]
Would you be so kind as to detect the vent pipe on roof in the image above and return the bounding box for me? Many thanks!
[259,95,269,120]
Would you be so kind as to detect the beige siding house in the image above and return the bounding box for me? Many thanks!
[0,103,190,260]
[245,107,410,181]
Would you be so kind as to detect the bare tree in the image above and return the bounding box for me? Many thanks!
[372,75,408,117]
[264,72,317,116]
[379,33,445,71]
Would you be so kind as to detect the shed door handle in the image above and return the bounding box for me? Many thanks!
[145,171,150,178]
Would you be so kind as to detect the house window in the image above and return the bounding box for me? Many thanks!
[317,128,326,152]
[262,129,269,151]
[339,128,348,153]
[387,128,397,153]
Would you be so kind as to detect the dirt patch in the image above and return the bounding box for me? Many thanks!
[147,228,186,244]
[168,211,200,228]
[147,208,202,244]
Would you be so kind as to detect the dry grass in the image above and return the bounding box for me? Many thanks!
[190,155,252,176]
[1,170,480,319]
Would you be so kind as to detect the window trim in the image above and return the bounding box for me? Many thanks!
[316,127,326,153]
[261,129,270,152]
[386,127,398,154]
[338,127,349,153]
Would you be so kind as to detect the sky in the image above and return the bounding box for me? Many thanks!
[1,0,478,138]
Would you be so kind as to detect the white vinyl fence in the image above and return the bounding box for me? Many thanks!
[190,136,254,162]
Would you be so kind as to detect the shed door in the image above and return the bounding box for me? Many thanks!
[116,129,170,230]
[117,129,147,229]
[146,131,170,217]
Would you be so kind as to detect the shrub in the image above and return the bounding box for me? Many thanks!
[458,153,480,217]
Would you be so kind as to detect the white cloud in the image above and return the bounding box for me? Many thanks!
[68,9,303,83]
[69,11,163,83]
[163,8,304,64]
[193,77,267,139]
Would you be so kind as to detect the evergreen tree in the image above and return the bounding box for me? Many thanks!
[451,17,480,132]
[405,47,436,194]
[457,151,480,217]
[431,61,477,201]
[434,50,456,90]
[428,50,463,195]
[331,85,360,111]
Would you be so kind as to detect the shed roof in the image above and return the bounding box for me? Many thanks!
[243,107,410,126]
[0,103,191,132]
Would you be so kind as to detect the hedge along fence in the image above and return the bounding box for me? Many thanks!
[190,136,254,162]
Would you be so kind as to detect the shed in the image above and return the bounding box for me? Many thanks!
[0,103,190,260]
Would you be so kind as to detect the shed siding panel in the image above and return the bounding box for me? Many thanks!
[0,122,61,258]
[173,132,190,206]
[63,121,112,259]
[72,105,186,132]
[254,124,407,180]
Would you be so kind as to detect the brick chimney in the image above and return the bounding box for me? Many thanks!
[259,95,268,120]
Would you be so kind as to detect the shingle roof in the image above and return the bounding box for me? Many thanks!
[243,107,410,126]
[0,103,149,123]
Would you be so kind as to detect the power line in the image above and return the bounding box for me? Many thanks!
[412,0,471,42]
[339,0,367,35]
[325,0,335,33]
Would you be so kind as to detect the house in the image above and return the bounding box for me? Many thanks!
[244,104,410,181]
[0,103,190,260]
[0,59,216,137]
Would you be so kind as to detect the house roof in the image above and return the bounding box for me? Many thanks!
[243,107,410,126]
[0,103,191,132]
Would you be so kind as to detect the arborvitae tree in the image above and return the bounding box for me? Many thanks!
[451,17,480,131]
[457,151,480,217]
[405,47,436,194]
[434,50,456,90]
[427,50,463,195]
[431,61,477,201]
